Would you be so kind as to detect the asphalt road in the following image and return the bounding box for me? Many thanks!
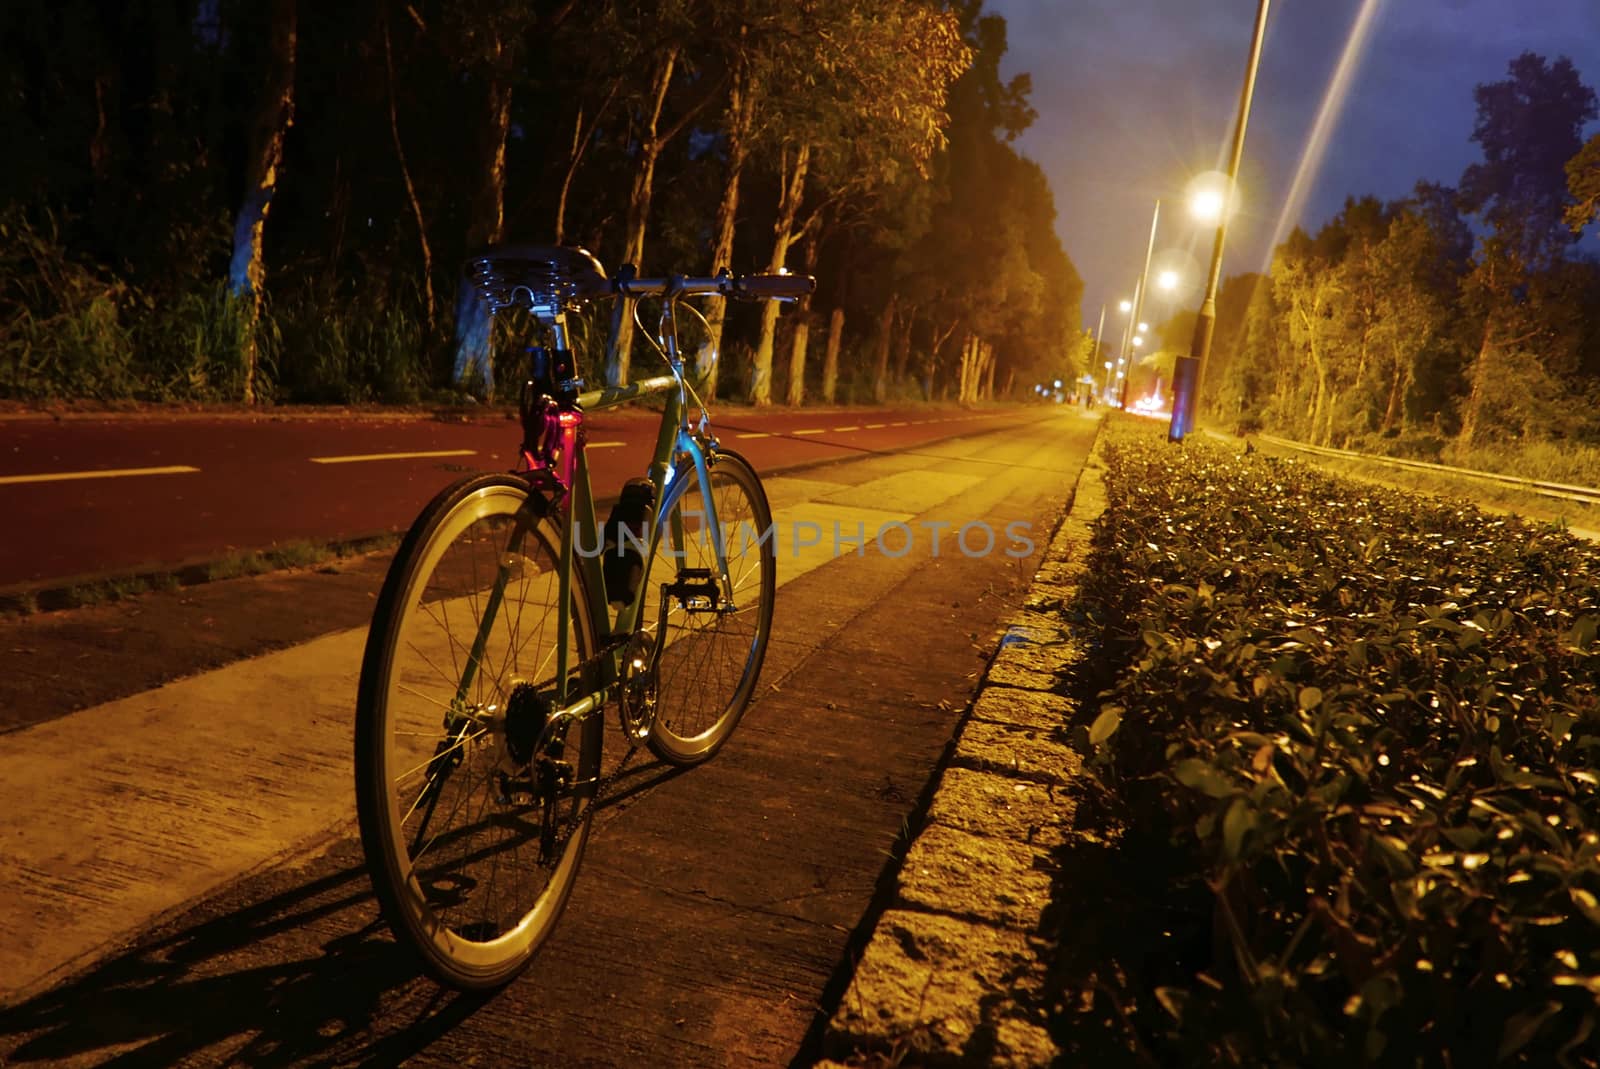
[0,405,1100,1068]
[0,404,1047,590]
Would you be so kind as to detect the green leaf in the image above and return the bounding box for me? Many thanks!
[1222,797,1254,860]
[1298,686,1324,711]
[1154,986,1188,1023]
[1498,1001,1562,1060]
[1173,758,1235,798]
[1370,834,1416,877]
[1088,706,1122,746]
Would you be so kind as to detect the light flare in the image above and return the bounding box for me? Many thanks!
[1261,0,1388,274]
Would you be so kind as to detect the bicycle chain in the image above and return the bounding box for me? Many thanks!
[542,742,640,864]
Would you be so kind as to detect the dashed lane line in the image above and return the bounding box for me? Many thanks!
[833,425,861,432]
[309,449,477,465]
[0,465,201,486]
[793,429,825,436]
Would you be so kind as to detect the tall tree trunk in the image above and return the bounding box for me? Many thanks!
[450,47,512,397]
[783,226,821,406]
[927,321,957,401]
[891,304,914,384]
[228,0,296,404]
[982,342,996,400]
[554,80,619,245]
[749,142,810,405]
[383,8,433,330]
[871,292,897,403]
[1459,320,1495,449]
[703,61,754,400]
[606,47,679,388]
[1376,363,1401,435]
[821,306,844,404]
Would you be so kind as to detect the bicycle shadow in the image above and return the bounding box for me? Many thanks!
[0,754,687,1067]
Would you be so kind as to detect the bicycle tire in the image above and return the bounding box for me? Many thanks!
[639,450,776,766]
[355,473,601,989]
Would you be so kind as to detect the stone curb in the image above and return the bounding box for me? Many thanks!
[821,428,1109,1067]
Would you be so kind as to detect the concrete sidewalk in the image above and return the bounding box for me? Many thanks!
[0,415,1092,1013]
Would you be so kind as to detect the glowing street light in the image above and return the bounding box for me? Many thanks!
[1118,299,1133,313]
[1157,269,1180,292]
[1137,322,1149,333]
[1190,188,1226,225]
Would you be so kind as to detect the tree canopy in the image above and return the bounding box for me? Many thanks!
[0,0,1081,407]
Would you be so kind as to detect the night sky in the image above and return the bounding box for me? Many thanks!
[983,0,1600,336]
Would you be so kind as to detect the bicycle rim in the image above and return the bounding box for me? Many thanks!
[642,451,775,765]
[356,475,599,989]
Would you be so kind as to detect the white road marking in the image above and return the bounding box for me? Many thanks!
[889,421,908,427]
[309,450,476,465]
[0,465,200,486]
[864,423,886,429]
[793,429,825,436]
[586,441,626,449]
[736,432,773,440]
[833,425,861,432]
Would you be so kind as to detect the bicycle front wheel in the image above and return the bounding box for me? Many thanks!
[355,474,600,990]
[641,450,776,766]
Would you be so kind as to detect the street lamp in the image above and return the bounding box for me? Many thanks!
[1170,0,1272,442]
[1157,269,1180,292]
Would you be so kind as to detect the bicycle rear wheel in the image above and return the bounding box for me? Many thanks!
[355,474,600,990]
[641,450,776,766]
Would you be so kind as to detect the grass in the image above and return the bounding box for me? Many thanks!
[0,535,399,617]
[1252,436,1600,536]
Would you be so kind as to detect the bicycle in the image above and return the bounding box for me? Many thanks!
[353,244,814,990]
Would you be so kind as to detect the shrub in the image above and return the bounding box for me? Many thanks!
[1063,417,1600,1066]
[0,208,139,399]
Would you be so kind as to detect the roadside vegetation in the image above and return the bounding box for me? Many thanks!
[0,1,1083,408]
[1053,417,1600,1066]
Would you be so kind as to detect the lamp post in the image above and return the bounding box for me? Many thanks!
[1169,0,1271,442]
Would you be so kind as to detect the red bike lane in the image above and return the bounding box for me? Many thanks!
[0,404,1055,589]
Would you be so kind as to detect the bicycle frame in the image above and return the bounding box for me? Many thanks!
[451,322,735,763]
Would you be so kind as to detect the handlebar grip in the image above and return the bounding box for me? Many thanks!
[732,273,816,301]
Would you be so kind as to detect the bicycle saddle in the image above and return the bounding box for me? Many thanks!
[464,244,612,316]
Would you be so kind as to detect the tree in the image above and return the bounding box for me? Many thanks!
[228,0,297,404]
[1565,132,1600,235]
[891,9,1076,407]
[1460,52,1597,270]
[1457,53,1598,447]
[742,0,969,405]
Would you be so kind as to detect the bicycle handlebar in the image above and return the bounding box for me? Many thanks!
[614,271,815,302]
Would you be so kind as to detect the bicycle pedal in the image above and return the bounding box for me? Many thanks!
[663,568,719,605]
